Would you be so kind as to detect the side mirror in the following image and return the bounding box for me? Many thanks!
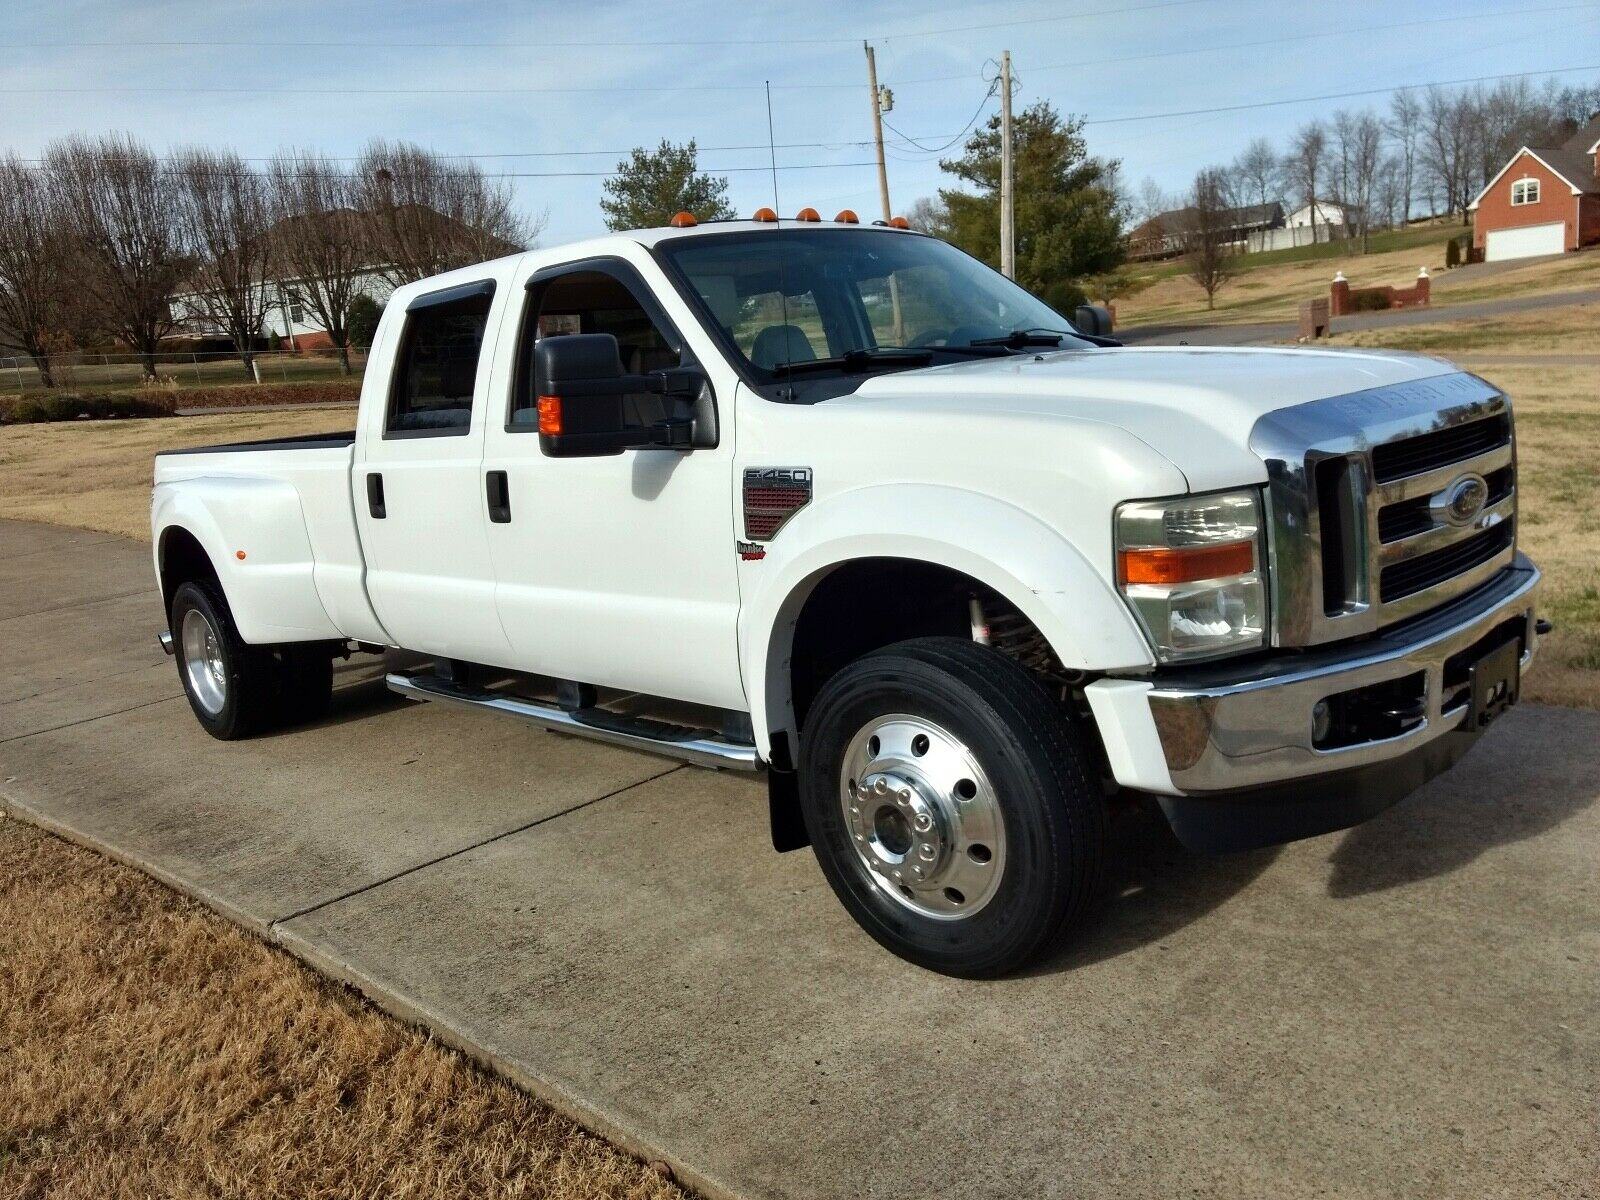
[1074,304,1114,338]
[532,333,701,457]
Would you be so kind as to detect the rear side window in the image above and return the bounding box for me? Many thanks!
[386,284,494,436]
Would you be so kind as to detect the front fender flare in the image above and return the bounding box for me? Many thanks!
[738,483,1154,756]
[152,475,341,644]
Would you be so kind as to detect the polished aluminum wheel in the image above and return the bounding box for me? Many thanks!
[838,713,1006,920]
[180,607,228,716]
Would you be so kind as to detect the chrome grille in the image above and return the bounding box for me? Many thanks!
[1251,373,1519,648]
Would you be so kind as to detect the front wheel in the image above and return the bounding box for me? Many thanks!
[799,637,1105,977]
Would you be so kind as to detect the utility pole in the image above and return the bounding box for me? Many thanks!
[999,50,1015,279]
[864,41,892,224]
[864,40,903,341]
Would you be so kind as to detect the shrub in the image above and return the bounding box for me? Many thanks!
[1445,236,1462,269]
[347,295,384,349]
[0,393,178,424]
[1346,287,1394,313]
[167,380,361,409]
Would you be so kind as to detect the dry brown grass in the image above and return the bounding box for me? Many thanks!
[0,409,346,541]
[1117,239,1600,328]
[0,817,687,1200]
[1327,301,1599,354]
[1478,364,1600,710]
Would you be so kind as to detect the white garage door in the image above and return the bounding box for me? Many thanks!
[1485,222,1566,262]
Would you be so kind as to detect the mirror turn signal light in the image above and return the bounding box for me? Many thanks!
[888,215,911,229]
[1118,540,1255,586]
[753,207,778,222]
[834,209,859,223]
[536,394,562,435]
[795,207,821,221]
[670,211,697,227]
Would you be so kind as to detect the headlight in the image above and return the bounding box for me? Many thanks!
[1115,488,1266,662]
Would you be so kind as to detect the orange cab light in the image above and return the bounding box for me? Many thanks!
[670,210,697,227]
[536,394,563,435]
[235,550,247,560]
[834,208,859,224]
[1119,541,1254,586]
[795,207,821,222]
[887,215,911,229]
[752,207,778,222]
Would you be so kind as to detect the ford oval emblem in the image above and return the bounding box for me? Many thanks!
[1432,473,1489,528]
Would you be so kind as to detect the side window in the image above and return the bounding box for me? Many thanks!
[386,285,493,436]
[512,267,687,431]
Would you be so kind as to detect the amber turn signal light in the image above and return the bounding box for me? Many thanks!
[752,207,778,222]
[1118,540,1255,586]
[670,211,697,227]
[536,395,562,435]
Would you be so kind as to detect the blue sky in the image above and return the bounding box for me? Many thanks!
[2,0,1589,245]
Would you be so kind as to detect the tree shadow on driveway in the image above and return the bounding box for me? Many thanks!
[1324,705,1599,898]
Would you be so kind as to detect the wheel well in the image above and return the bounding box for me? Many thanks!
[782,558,1066,742]
[158,527,220,615]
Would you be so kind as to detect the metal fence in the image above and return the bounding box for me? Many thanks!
[0,348,368,394]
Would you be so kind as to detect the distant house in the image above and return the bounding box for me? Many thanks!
[1126,201,1283,261]
[1468,113,1600,262]
[1285,200,1356,229]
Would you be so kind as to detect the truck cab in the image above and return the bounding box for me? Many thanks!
[153,215,1541,976]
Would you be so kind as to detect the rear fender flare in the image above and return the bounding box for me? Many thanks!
[152,475,341,644]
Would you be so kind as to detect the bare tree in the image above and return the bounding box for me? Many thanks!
[354,139,539,287]
[1234,137,1282,210]
[1420,86,1474,218]
[45,134,186,380]
[904,196,950,236]
[0,154,68,387]
[1285,120,1328,242]
[268,151,367,374]
[172,148,274,379]
[1385,89,1422,224]
[1373,155,1406,232]
[1182,168,1239,310]
[1135,177,1171,226]
[1334,110,1385,251]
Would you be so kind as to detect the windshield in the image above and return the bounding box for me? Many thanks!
[655,229,1092,379]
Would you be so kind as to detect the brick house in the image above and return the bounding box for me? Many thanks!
[1468,113,1600,262]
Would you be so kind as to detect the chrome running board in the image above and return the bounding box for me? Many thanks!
[385,671,762,772]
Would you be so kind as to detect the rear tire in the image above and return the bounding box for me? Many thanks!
[799,637,1104,977]
[169,581,334,739]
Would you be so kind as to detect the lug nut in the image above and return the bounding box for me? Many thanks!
[874,778,888,795]
[911,866,925,880]
[914,813,933,831]
[919,844,936,861]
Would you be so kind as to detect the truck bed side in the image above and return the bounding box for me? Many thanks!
[152,438,388,646]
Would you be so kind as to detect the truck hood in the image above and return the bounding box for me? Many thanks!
[848,345,1460,491]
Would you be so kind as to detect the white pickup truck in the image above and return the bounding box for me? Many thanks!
[153,214,1541,976]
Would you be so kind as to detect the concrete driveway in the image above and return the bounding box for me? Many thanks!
[2,518,1596,1200]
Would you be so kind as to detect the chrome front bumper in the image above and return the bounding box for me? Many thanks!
[1146,558,1540,794]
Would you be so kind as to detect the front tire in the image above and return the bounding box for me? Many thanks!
[799,637,1104,977]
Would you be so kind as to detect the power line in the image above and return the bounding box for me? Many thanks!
[881,83,999,155]
[7,0,1220,50]
[3,159,885,180]
[1084,63,1600,125]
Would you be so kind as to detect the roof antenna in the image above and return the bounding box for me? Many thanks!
[765,80,791,380]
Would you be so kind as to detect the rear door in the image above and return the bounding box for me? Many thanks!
[480,248,745,709]
[354,274,515,663]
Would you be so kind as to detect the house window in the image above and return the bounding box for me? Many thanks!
[1511,178,1540,206]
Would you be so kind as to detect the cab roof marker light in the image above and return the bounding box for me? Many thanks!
[795,207,821,222]
[670,211,697,227]
[752,207,778,222]
[834,209,859,224]
[888,215,911,229]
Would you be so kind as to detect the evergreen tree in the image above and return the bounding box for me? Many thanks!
[599,140,737,230]
[937,102,1124,312]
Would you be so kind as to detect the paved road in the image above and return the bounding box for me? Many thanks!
[1118,286,1600,346]
[2,518,1596,1200]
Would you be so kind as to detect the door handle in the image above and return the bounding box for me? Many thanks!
[366,472,386,519]
[486,470,511,523]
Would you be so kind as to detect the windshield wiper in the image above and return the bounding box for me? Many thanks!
[770,347,934,376]
[966,327,1080,350]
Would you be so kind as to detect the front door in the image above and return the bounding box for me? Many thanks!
[481,251,744,710]
[354,277,515,664]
